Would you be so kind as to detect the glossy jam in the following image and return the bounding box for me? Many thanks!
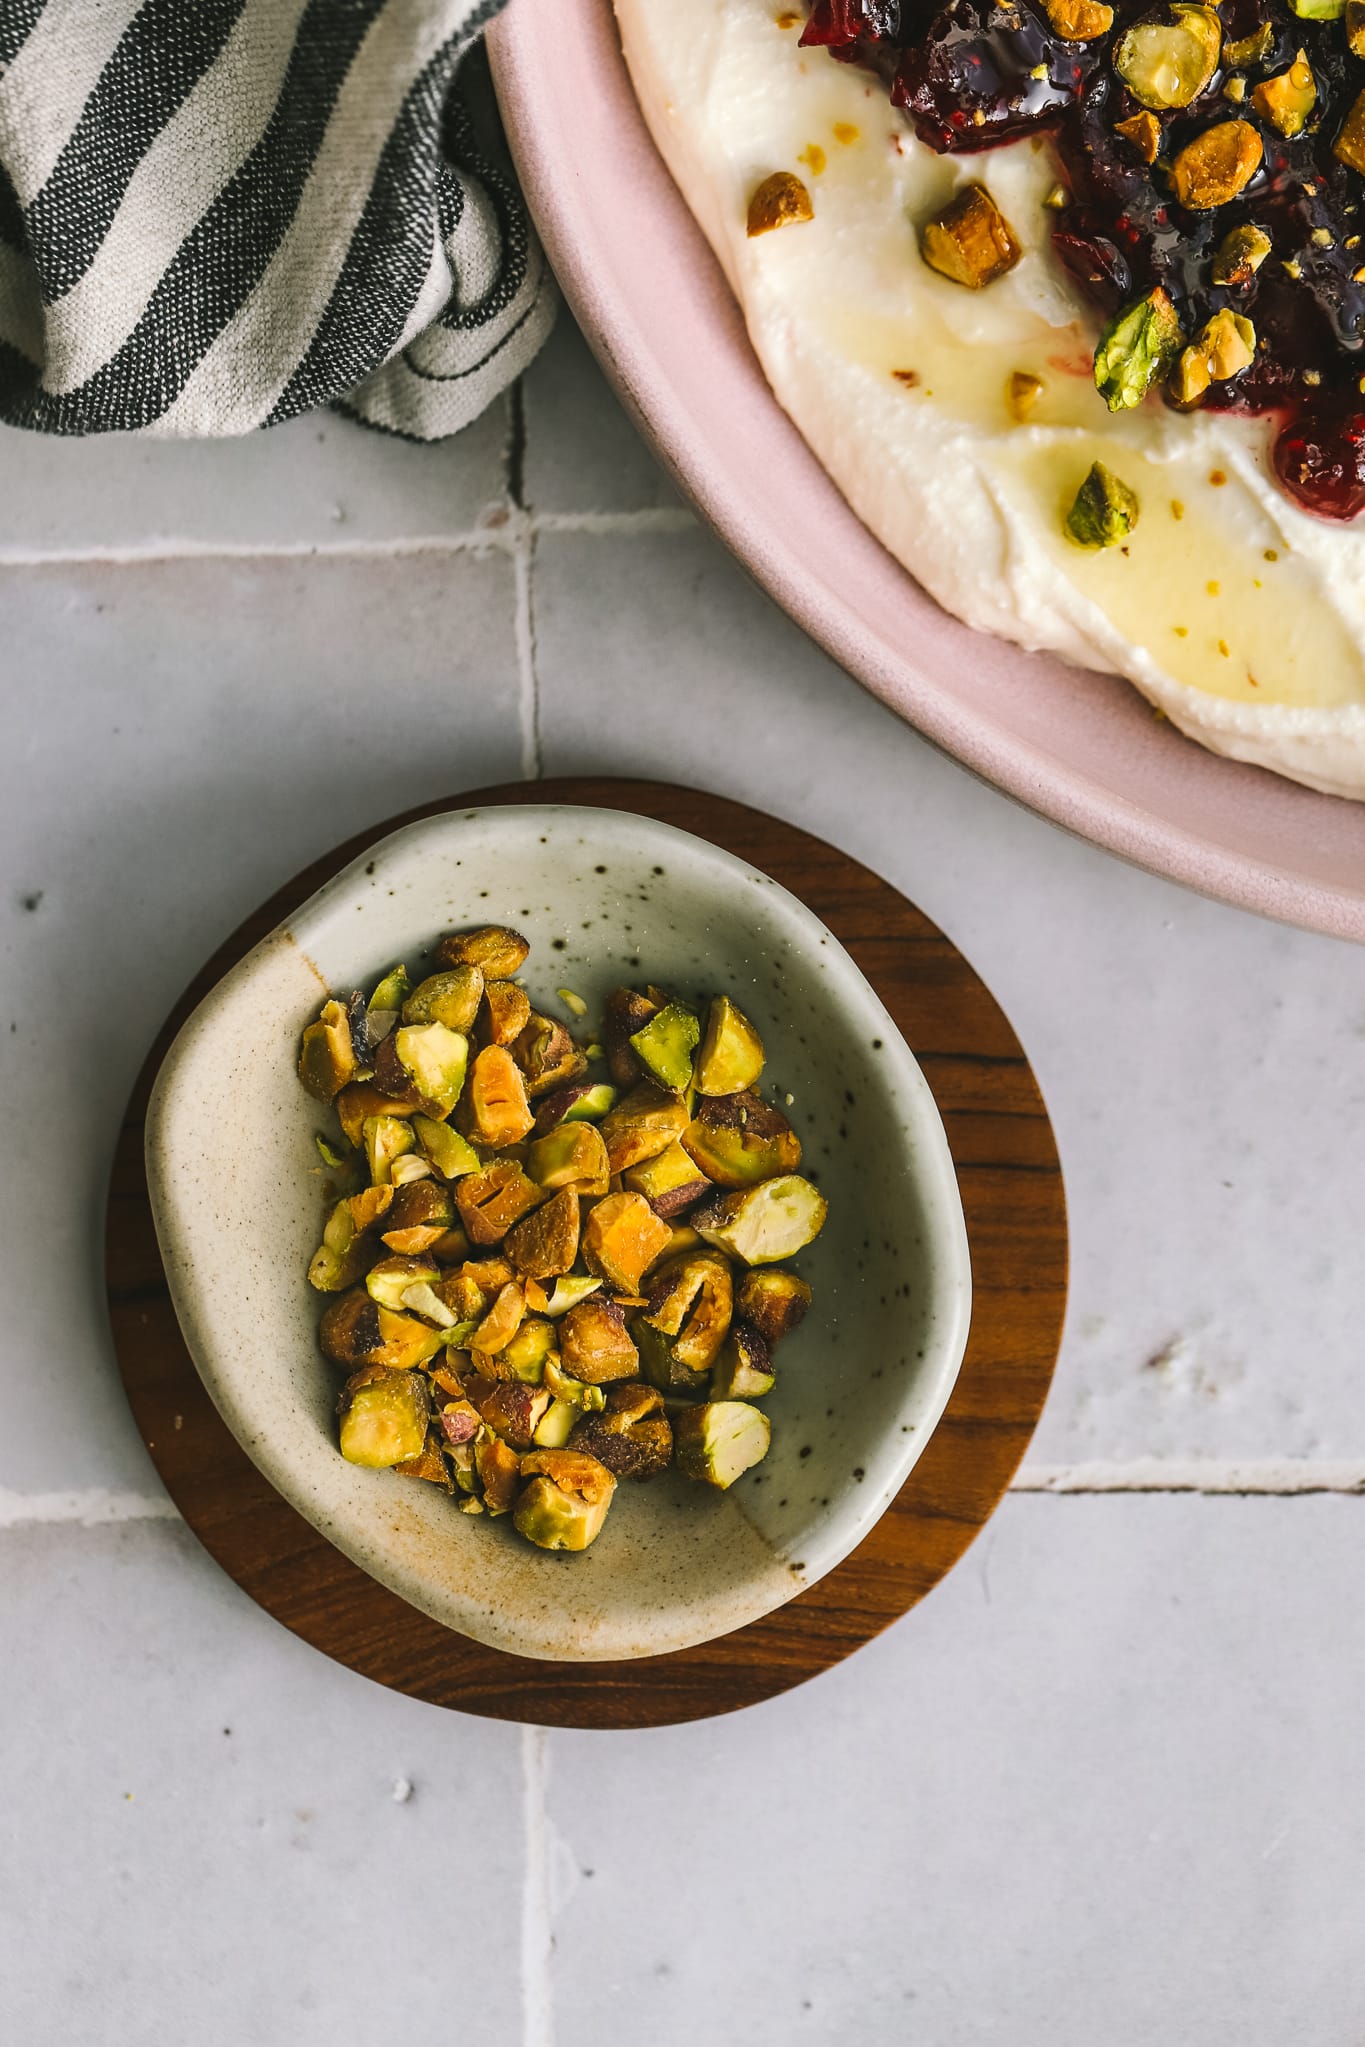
[801,0,1365,518]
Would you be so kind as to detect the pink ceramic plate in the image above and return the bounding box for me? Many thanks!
[488,0,1365,942]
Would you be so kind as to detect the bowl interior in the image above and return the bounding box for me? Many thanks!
[146,805,970,1661]
[488,0,1365,943]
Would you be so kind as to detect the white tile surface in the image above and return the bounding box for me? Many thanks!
[0,1519,525,2047]
[1,303,1362,2047]
[0,402,510,554]
[531,524,1365,1466]
[0,546,523,1493]
[543,1495,1365,2046]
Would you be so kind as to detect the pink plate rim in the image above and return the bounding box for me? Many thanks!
[488,0,1365,944]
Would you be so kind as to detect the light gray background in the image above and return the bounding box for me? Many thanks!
[2,314,1362,2045]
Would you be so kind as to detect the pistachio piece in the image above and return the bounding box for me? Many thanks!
[376,1022,468,1119]
[544,1353,608,1410]
[1173,308,1256,407]
[474,1430,522,1514]
[1066,462,1141,548]
[505,1187,582,1281]
[320,1290,443,1372]
[581,1191,673,1293]
[513,1449,617,1551]
[674,1401,772,1489]
[412,1112,480,1182]
[337,1366,429,1469]
[641,1252,735,1377]
[468,1279,528,1355]
[711,1325,776,1400]
[455,1159,542,1246]
[603,987,662,1088]
[1291,0,1343,16]
[681,1091,802,1189]
[336,1081,417,1147]
[455,1044,535,1148]
[600,1081,691,1173]
[365,1254,441,1312]
[629,1002,701,1093]
[1335,87,1365,175]
[1211,222,1272,288]
[919,183,1021,290]
[623,1138,712,1218]
[531,1396,580,1449]
[527,1120,609,1190]
[569,1383,674,1480]
[299,998,357,1102]
[1093,286,1183,410]
[388,1152,434,1186]
[737,1268,813,1347]
[513,1012,588,1099]
[307,1197,372,1293]
[693,1175,828,1266]
[695,996,766,1096]
[1041,0,1113,37]
[558,1296,639,1383]
[1114,5,1221,110]
[1254,50,1316,138]
[746,170,814,236]
[368,965,410,1016]
[477,1378,552,1451]
[381,1177,455,1249]
[532,1081,618,1134]
[394,1427,455,1490]
[1115,110,1162,163]
[1349,0,1365,56]
[1223,22,1273,64]
[542,1272,604,1318]
[1170,120,1262,210]
[481,979,532,1048]
[362,1113,417,1186]
[435,924,530,982]
[401,967,484,1033]
[499,1316,557,1382]
[1007,369,1045,421]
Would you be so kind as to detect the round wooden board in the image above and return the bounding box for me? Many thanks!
[106,779,1067,1729]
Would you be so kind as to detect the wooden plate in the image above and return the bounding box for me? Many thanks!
[105,779,1067,1728]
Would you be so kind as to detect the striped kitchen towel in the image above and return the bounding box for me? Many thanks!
[0,0,555,440]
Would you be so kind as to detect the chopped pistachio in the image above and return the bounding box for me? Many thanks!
[455,1159,542,1246]
[321,1290,443,1372]
[468,1279,528,1356]
[389,1152,434,1186]
[1254,50,1316,138]
[527,1120,609,1190]
[1222,22,1273,64]
[1066,462,1140,547]
[401,967,484,1033]
[1041,181,1070,209]
[1115,111,1162,163]
[378,1022,468,1119]
[476,1379,552,1451]
[581,1191,673,1293]
[299,998,358,1102]
[474,1431,522,1515]
[544,1353,607,1411]
[711,1324,776,1400]
[695,996,766,1096]
[362,1113,417,1186]
[542,1273,604,1318]
[1290,0,1343,16]
[513,1012,587,1099]
[693,1175,828,1266]
[366,1254,441,1312]
[514,1450,616,1550]
[737,1268,813,1347]
[682,1090,802,1189]
[1006,369,1044,421]
[1093,287,1183,411]
[600,1081,691,1173]
[338,1367,429,1469]
[557,987,589,1019]
[674,1402,772,1489]
[455,1044,535,1148]
[1336,88,1365,176]
[746,170,814,236]
[314,1133,350,1171]
[481,979,532,1048]
[531,1397,579,1450]
[1174,308,1256,406]
[641,1253,735,1379]
[412,1112,480,1182]
[569,1384,674,1480]
[401,1280,458,1329]
[1041,0,1112,36]
[559,1296,639,1383]
[368,966,410,1016]
[307,1196,371,1293]
[623,1138,711,1218]
[1211,222,1272,287]
[919,183,1021,289]
[629,1002,701,1092]
[1114,5,1221,110]
[505,1187,582,1282]
[1222,75,1247,103]
[336,1080,417,1147]
[499,1317,557,1382]
[1170,120,1263,210]
[533,1080,618,1134]
[435,925,530,982]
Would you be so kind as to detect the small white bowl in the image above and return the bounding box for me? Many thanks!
[146,805,971,1661]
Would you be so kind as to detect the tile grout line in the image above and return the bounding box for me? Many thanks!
[520,1725,555,2047]
[2,1463,1364,1531]
[0,505,698,571]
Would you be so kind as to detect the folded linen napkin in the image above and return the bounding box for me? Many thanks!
[0,0,555,439]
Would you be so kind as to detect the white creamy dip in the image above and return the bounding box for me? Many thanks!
[615,0,1365,800]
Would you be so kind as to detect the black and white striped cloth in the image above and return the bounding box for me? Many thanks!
[0,0,555,440]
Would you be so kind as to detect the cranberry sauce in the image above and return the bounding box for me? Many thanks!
[802,0,1365,518]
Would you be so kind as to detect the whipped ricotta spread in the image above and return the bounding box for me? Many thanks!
[615,0,1365,800]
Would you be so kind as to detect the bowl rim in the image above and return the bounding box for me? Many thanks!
[487,0,1365,946]
[145,801,974,1661]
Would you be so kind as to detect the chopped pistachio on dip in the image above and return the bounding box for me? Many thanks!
[615,0,1365,798]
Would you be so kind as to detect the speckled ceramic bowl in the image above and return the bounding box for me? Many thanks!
[145,805,971,1662]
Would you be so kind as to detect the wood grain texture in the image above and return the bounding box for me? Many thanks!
[105,779,1067,1729]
